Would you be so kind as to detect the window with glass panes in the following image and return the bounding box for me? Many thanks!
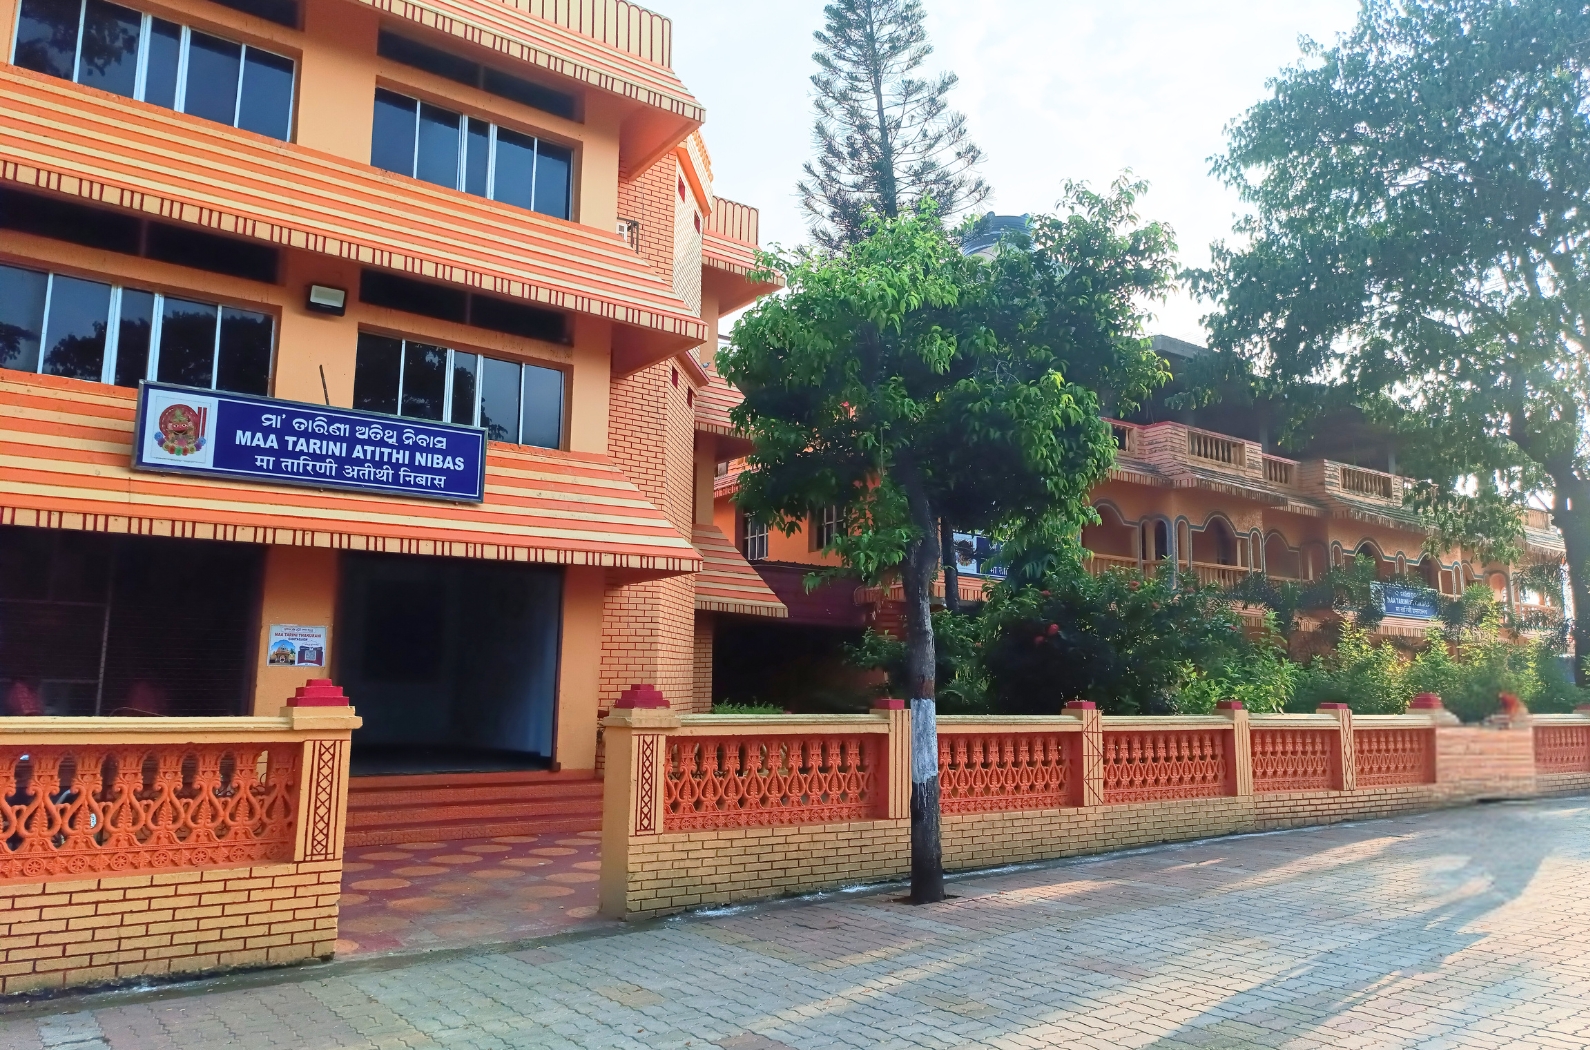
[10,0,295,140]
[370,89,572,219]
[813,505,842,549]
[0,262,273,394]
[743,513,768,562]
[351,333,564,448]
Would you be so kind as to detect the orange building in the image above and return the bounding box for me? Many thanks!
[0,0,782,837]
[710,333,1566,681]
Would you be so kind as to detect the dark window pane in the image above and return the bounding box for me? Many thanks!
[0,264,48,372]
[490,127,536,210]
[352,332,400,415]
[40,275,111,381]
[469,294,567,343]
[481,68,576,121]
[464,119,489,197]
[377,31,478,87]
[142,19,181,109]
[519,363,562,449]
[0,186,140,254]
[215,307,272,395]
[358,269,466,324]
[184,32,242,127]
[13,0,80,80]
[156,298,217,388]
[401,342,447,420]
[532,140,572,219]
[449,351,477,425]
[370,89,416,176]
[114,289,154,387]
[211,0,298,28]
[237,48,294,141]
[478,357,519,443]
[416,103,461,189]
[77,0,140,97]
[145,223,279,283]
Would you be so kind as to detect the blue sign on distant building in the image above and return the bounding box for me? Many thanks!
[1375,583,1440,620]
[132,382,487,503]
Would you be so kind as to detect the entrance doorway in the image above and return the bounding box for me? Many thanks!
[337,552,561,776]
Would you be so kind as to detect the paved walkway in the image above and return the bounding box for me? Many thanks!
[337,831,605,956]
[3,797,1590,1049]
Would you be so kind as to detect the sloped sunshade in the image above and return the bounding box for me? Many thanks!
[0,371,700,574]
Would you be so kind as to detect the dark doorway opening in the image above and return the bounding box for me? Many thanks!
[713,618,870,713]
[0,526,263,716]
[337,552,562,776]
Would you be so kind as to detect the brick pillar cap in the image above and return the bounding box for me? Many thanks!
[872,699,906,710]
[1317,703,1351,711]
[287,679,349,707]
[1064,700,1097,710]
[615,684,668,709]
[1410,693,1445,710]
[1216,700,1244,711]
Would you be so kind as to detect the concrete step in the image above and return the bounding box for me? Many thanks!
[343,771,603,847]
[345,815,601,848]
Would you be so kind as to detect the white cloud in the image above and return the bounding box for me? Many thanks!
[665,0,1360,342]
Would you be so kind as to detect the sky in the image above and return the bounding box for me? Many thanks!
[663,0,1362,343]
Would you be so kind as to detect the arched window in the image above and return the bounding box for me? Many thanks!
[1204,518,1238,566]
[1082,505,1138,561]
[1265,533,1302,580]
[1141,519,1170,563]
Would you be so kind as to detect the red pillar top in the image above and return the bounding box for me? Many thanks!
[287,679,350,707]
[615,684,668,709]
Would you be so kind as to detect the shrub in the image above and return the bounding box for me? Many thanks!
[981,564,1250,715]
[709,702,785,714]
[845,609,991,714]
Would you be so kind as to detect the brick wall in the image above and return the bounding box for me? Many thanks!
[692,612,713,712]
[617,158,677,282]
[0,861,342,995]
[600,335,702,712]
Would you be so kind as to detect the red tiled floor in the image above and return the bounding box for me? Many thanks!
[334,831,611,957]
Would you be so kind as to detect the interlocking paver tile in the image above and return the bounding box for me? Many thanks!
[4,798,1590,1047]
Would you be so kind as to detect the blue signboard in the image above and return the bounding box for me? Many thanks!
[1375,583,1440,620]
[132,382,487,503]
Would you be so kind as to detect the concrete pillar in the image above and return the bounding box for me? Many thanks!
[1219,700,1253,796]
[1066,700,1103,807]
[1319,703,1356,791]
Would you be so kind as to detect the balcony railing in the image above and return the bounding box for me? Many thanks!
[1188,429,1245,468]
[1192,562,1250,589]
[1083,552,1141,577]
[1338,465,1396,500]
[1263,456,1295,486]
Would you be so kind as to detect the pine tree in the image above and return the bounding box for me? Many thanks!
[799,0,990,251]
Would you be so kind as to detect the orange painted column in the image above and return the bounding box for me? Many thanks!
[555,566,606,772]
[0,0,18,60]
[275,252,361,408]
[252,546,340,715]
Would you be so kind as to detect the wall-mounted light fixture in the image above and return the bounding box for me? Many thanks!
[306,284,347,316]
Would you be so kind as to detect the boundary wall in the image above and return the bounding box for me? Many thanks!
[601,696,1590,919]
[0,685,360,995]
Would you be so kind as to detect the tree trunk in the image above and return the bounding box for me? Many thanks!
[1552,479,1590,686]
[898,459,943,903]
[940,519,960,615]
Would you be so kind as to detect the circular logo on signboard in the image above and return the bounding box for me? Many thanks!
[153,404,207,456]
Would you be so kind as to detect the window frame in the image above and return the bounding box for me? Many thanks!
[812,504,842,550]
[743,513,769,563]
[1,259,276,392]
[369,85,574,220]
[351,329,567,448]
[8,0,298,140]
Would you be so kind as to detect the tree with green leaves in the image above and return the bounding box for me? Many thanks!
[798,0,989,252]
[1196,0,1590,679]
[720,182,1175,902]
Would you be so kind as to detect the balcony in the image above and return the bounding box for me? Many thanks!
[0,67,705,371]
